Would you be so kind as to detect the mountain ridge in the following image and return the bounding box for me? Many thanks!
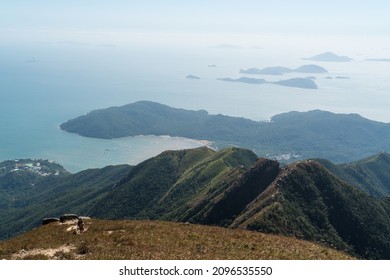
[316,152,390,197]
[87,148,390,259]
[2,148,390,258]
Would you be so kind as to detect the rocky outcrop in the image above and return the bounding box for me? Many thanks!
[59,214,79,223]
[42,218,60,225]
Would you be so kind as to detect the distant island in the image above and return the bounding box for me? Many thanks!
[239,64,328,75]
[185,74,200,79]
[240,66,292,75]
[208,64,217,67]
[218,77,317,89]
[366,58,390,62]
[60,101,390,163]
[294,64,328,73]
[324,76,350,80]
[303,52,353,62]
[273,78,318,89]
[218,77,266,84]
[26,58,38,63]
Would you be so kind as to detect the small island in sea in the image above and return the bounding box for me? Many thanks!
[186,74,200,79]
[217,77,317,89]
[217,77,266,84]
[303,52,353,62]
[239,64,327,75]
[366,58,390,62]
[273,78,318,89]
[240,66,292,75]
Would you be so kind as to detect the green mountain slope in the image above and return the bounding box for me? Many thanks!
[181,158,280,226]
[315,152,390,197]
[3,148,390,259]
[0,164,130,240]
[232,160,390,259]
[88,149,390,259]
[0,159,69,212]
[90,147,258,220]
[60,101,390,163]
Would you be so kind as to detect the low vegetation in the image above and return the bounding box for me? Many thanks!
[0,164,130,240]
[0,219,353,260]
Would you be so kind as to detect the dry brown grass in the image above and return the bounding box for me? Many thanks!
[0,219,354,260]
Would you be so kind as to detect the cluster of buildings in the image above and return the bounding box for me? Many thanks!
[9,160,60,177]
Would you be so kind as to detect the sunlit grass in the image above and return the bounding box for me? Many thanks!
[0,219,354,260]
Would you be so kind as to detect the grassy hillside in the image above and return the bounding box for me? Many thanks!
[0,219,353,260]
[60,101,390,163]
[0,164,130,240]
[235,161,390,259]
[90,147,258,220]
[182,158,281,226]
[315,152,390,197]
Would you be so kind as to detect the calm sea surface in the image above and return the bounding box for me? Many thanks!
[1,44,389,172]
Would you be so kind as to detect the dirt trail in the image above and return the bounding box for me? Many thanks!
[12,245,75,259]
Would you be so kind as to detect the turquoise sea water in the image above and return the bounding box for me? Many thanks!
[1,43,390,172]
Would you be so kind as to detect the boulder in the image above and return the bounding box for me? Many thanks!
[59,214,79,223]
[42,217,60,225]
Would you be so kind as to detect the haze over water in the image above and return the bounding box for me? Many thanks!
[1,1,390,172]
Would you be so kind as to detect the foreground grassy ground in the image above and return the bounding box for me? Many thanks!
[0,219,354,260]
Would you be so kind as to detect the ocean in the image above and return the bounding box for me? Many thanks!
[1,43,390,172]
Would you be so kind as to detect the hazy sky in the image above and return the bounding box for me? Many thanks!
[2,1,389,33]
[1,1,390,51]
